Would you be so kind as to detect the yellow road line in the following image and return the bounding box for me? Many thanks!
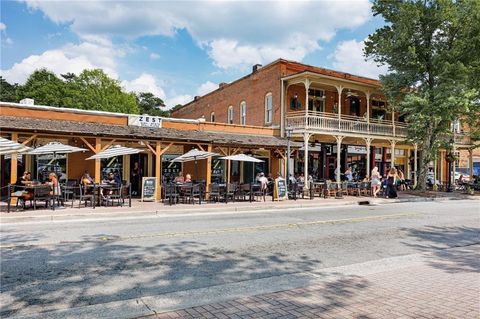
[0,212,418,250]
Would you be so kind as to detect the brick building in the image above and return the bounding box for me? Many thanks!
[172,58,477,186]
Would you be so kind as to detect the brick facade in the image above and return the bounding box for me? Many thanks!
[171,59,389,126]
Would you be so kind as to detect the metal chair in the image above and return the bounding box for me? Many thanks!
[164,183,179,205]
[79,184,96,208]
[207,183,221,202]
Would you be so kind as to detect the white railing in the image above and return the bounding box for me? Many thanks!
[286,112,407,138]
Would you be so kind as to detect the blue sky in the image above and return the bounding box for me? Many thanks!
[1,0,387,108]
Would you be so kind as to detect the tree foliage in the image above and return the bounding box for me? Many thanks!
[365,0,480,190]
[1,69,172,116]
[136,92,169,116]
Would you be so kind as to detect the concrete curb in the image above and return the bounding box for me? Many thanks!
[0,196,473,224]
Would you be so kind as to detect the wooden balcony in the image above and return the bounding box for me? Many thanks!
[286,111,408,138]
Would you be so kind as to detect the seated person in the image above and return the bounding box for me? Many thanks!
[15,171,32,191]
[81,171,94,186]
[185,173,192,183]
[174,171,185,184]
[47,172,61,196]
[100,172,118,198]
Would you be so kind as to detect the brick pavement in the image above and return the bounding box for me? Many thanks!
[139,247,480,319]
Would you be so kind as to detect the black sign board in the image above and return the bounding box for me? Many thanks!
[273,177,287,201]
[141,177,157,201]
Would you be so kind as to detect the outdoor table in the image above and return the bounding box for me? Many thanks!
[25,184,52,210]
[312,182,326,198]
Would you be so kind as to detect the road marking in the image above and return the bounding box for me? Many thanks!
[0,212,418,250]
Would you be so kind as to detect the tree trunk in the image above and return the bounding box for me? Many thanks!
[416,132,433,191]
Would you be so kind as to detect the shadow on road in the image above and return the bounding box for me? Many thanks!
[0,232,370,317]
[402,225,480,273]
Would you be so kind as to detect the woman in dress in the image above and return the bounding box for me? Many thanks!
[370,166,381,197]
[385,167,398,199]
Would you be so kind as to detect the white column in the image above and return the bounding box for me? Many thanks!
[390,140,396,168]
[365,138,372,178]
[336,85,344,130]
[365,91,371,125]
[414,143,418,187]
[434,156,438,186]
[335,136,344,184]
[303,132,311,190]
[304,79,310,116]
[392,108,396,136]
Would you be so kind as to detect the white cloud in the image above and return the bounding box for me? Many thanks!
[165,94,192,110]
[23,0,372,69]
[122,73,166,99]
[0,22,6,31]
[331,39,388,79]
[196,81,217,96]
[149,52,160,60]
[0,41,119,83]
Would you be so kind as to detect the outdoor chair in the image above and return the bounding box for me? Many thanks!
[251,184,266,202]
[341,181,349,196]
[179,183,193,204]
[103,185,123,206]
[164,183,179,205]
[62,180,78,208]
[325,181,337,198]
[224,183,237,203]
[207,183,221,202]
[360,182,371,196]
[33,186,51,210]
[121,182,132,207]
[7,184,29,212]
[79,184,96,208]
[236,183,251,201]
[348,182,361,196]
[288,182,299,200]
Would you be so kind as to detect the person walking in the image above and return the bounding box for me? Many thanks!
[370,166,381,197]
[385,167,398,199]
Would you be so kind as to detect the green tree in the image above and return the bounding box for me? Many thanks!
[0,76,19,102]
[136,92,169,116]
[365,0,480,190]
[74,69,139,114]
[19,69,65,106]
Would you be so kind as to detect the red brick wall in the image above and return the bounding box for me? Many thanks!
[172,64,283,127]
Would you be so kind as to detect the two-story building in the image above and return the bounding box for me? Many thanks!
[172,58,476,187]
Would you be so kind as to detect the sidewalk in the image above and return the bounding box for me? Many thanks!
[137,245,480,319]
[1,192,475,224]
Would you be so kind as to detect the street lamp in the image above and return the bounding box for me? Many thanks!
[285,126,293,189]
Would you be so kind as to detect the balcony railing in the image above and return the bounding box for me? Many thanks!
[286,111,408,138]
[453,133,472,146]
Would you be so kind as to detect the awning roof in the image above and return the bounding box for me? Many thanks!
[0,116,301,148]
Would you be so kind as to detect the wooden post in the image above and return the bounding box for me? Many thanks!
[94,137,101,183]
[156,141,161,202]
[365,138,371,178]
[10,133,18,184]
[414,144,418,187]
[206,144,212,199]
[303,132,310,191]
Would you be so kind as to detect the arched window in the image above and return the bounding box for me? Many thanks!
[265,93,273,124]
[227,105,234,124]
[240,101,247,125]
[210,112,215,122]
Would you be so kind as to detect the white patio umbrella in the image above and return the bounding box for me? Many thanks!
[220,153,264,182]
[171,148,219,181]
[86,145,143,160]
[0,137,33,155]
[29,141,87,155]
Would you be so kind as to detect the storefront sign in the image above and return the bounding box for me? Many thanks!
[347,146,367,154]
[141,177,157,201]
[273,177,288,201]
[128,115,162,128]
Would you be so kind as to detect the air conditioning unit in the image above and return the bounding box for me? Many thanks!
[20,98,34,105]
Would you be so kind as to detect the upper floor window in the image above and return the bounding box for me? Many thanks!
[227,105,234,124]
[452,119,461,133]
[240,101,247,125]
[308,89,325,112]
[210,112,215,122]
[372,100,386,108]
[265,93,273,124]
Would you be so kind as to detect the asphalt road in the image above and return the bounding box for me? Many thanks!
[1,200,479,318]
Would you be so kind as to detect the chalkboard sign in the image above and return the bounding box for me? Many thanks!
[273,177,288,201]
[141,177,157,201]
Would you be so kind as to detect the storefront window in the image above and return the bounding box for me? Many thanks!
[35,154,66,183]
[101,156,123,182]
[162,154,182,183]
[211,158,225,183]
